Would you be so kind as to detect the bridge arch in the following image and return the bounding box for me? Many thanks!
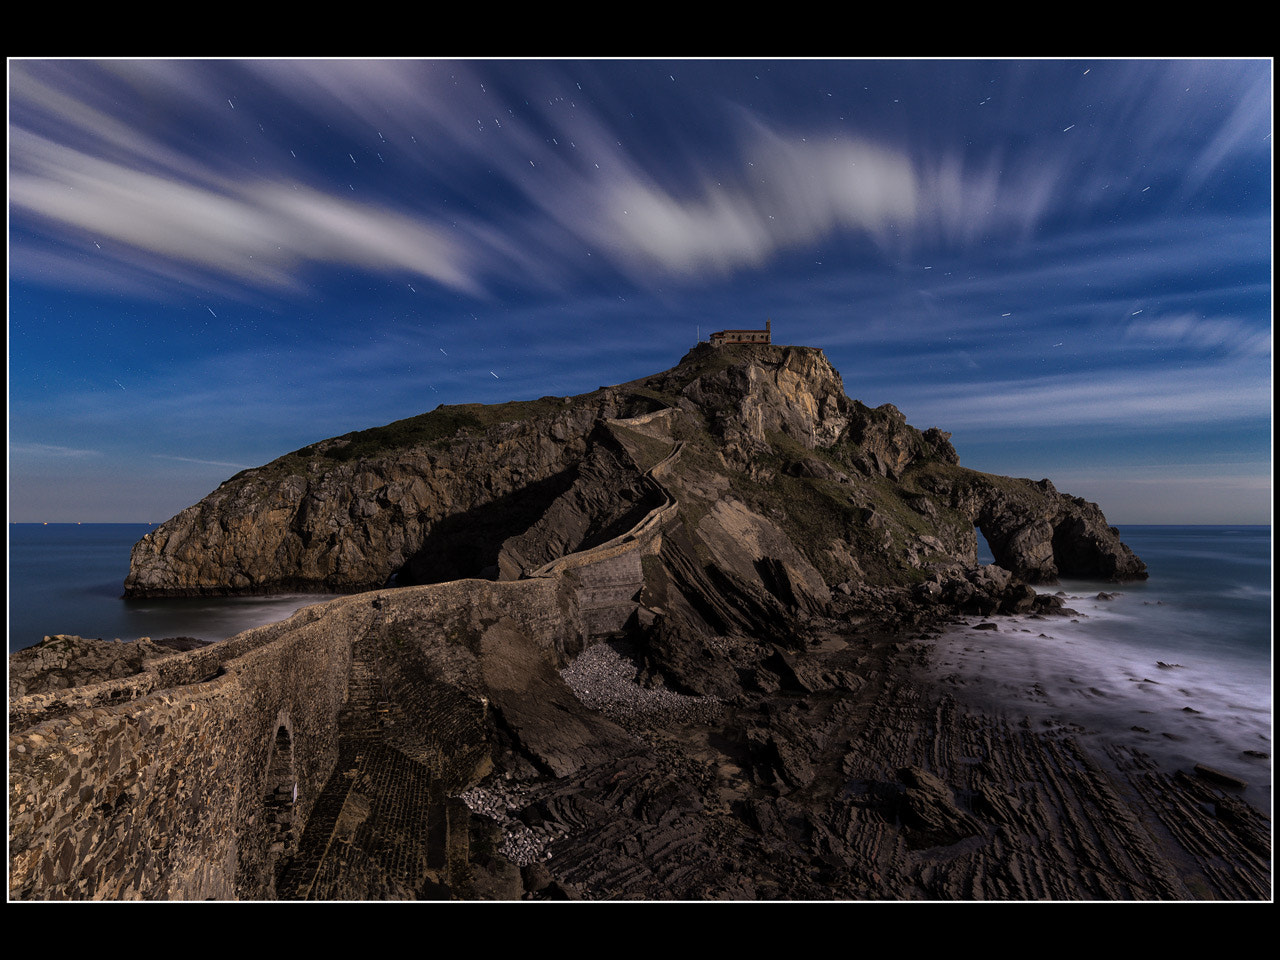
[261,711,299,890]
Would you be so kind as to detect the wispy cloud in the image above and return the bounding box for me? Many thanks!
[10,129,481,296]
[900,361,1271,431]
[1030,464,1272,525]
[592,128,920,278]
[10,59,1272,302]
[1121,313,1272,357]
[9,442,101,459]
[152,454,254,470]
[8,60,1271,525]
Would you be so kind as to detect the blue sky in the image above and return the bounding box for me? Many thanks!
[8,58,1273,524]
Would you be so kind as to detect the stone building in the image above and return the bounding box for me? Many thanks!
[709,319,770,346]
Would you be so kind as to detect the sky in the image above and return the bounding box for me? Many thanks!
[7,58,1273,525]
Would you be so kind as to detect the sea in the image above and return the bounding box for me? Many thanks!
[7,523,346,655]
[942,524,1272,809]
[7,523,1273,807]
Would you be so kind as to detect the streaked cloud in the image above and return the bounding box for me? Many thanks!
[1122,313,1272,357]
[1034,462,1273,526]
[153,454,254,470]
[7,59,1271,524]
[10,129,480,296]
[900,361,1271,431]
[594,130,920,278]
[10,442,101,459]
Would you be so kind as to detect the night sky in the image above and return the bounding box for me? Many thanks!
[8,58,1273,525]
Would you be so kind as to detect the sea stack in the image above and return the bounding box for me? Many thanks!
[123,342,1145,604]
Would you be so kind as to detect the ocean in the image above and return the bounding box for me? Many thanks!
[7,523,1272,806]
[6,523,345,654]
[946,524,1272,809]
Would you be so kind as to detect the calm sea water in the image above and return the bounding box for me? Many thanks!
[952,524,1272,807]
[7,524,345,653]
[8,523,1272,804]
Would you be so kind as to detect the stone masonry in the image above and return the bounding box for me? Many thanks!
[9,442,675,900]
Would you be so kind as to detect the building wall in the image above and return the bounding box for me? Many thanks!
[710,331,770,345]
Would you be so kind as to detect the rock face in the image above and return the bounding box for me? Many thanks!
[124,397,623,596]
[124,343,1145,617]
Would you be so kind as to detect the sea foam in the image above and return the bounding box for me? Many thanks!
[928,581,1271,810]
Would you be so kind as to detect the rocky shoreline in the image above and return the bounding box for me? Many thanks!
[445,604,1271,901]
[9,591,1270,900]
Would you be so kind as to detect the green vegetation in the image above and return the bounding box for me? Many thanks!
[323,407,485,462]
[701,428,959,587]
[620,384,682,409]
[220,395,580,485]
[729,468,863,585]
[324,396,578,463]
[218,345,820,489]
[662,343,745,388]
[640,552,664,581]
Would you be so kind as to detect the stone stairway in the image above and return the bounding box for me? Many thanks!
[274,642,471,900]
[341,653,387,737]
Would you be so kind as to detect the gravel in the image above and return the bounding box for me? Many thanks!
[560,637,723,726]
[457,779,553,867]
[458,638,722,868]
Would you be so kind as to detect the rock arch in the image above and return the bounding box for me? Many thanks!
[261,713,299,892]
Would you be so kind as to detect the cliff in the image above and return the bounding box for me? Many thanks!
[123,343,1145,630]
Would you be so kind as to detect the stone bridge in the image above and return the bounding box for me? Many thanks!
[8,424,683,901]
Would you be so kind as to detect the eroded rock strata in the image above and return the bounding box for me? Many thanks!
[14,343,1262,902]
[123,344,1145,600]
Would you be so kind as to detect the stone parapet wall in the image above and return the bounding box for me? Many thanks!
[8,575,594,900]
[527,430,681,638]
[8,428,680,900]
[9,602,347,735]
[9,675,244,900]
[365,577,577,787]
[9,672,159,734]
[574,548,646,638]
[9,596,368,901]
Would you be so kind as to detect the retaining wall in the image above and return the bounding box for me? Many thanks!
[9,557,660,900]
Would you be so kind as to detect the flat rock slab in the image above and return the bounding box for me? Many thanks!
[479,619,637,778]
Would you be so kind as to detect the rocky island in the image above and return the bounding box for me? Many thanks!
[9,342,1270,900]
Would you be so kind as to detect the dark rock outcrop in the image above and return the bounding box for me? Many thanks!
[894,765,983,849]
[917,472,1146,584]
[9,634,212,698]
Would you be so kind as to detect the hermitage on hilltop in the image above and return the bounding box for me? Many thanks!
[709,319,771,346]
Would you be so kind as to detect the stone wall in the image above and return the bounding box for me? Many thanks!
[9,434,679,901]
[527,428,681,639]
[363,577,582,789]
[10,677,243,900]
[8,596,367,900]
[9,560,664,900]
